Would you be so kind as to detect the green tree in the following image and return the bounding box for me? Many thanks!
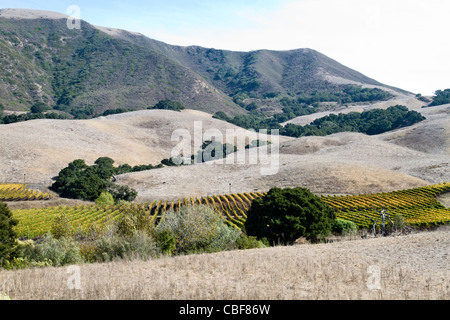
[0,202,19,267]
[95,192,115,205]
[51,213,75,240]
[51,158,139,202]
[150,100,185,112]
[50,159,89,193]
[30,102,49,114]
[107,184,138,203]
[245,187,335,244]
[94,157,115,180]
[429,89,450,106]
[331,219,357,235]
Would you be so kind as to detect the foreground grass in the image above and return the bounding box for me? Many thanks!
[1,227,448,300]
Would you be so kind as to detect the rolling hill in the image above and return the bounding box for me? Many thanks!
[0,9,240,116]
[0,8,447,202]
[0,105,447,200]
[0,109,291,184]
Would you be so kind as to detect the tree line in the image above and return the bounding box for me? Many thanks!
[0,102,69,125]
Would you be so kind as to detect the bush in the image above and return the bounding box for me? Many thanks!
[244,187,336,245]
[107,184,138,203]
[393,213,408,232]
[89,208,159,262]
[23,235,83,267]
[95,191,115,205]
[235,235,268,250]
[0,202,19,267]
[429,89,450,106]
[116,205,154,237]
[154,229,176,257]
[331,219,357,235]
[3,257,52,270]
[51,213,75,240]
[30,102,49,114]
[150,100,185,112]
[204,221,241,253]
[94,231,159,262]
[157,205,239,254]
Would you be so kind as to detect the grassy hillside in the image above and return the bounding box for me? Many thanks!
[0,9,406,118]
[115,31,406,110]
[0,16,241,116]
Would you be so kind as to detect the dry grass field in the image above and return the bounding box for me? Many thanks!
[115,104,449,201]
[1,227,448,300]
[0,103,448,200]
[0,109,287,184]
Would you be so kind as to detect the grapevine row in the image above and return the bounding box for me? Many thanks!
[0,184,53,201]
[12,183,450,238]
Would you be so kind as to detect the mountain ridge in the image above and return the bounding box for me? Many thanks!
[0,8,413,117]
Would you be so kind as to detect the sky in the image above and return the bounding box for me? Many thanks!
[1,0,449,95]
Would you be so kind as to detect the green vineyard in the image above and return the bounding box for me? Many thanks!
[11,183,450,239]
[0,184,53,202]
[320,183,450,229]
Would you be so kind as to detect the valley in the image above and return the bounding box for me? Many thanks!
[0,7,448,302]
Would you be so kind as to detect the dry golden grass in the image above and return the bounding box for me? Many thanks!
[1,228,448,300]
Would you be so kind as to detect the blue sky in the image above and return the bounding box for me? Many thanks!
[0,0,449,95]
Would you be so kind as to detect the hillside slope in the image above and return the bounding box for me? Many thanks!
[117,130,442,201]
[0,109,289,184]
[104,28,408,96]
[0,9,240,115]
[113,104,449,201]
[0,8,411,117]
[1,105,447,198]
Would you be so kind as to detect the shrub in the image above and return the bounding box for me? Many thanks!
[331,219,358,235]
[95,191,115,205]
[235,235,268,250]
[116,205,153,237]
[30,102,49,114]
[51,213,75,240]
[204,222,241,253]
[90,209,159,262]
[244,187,336,245]
[23,235,83,267]
[0,202,19,267]
[157,205,238,254]
[94,231,159,262]
[3,257,52,270]
[150,100,185,112]
[107,184,138,203]
[2,240,52,270]
[393,213,408,232]
[429,89,450,106]
[79,241,99,263]
[154,229,176,257]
